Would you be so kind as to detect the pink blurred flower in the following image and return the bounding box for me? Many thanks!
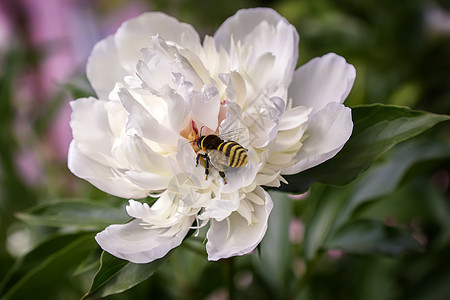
[289,218,305,244]
[14,149,43,186]
[0,4,12,55]
[288,191,310,200]
[327,249,344,259]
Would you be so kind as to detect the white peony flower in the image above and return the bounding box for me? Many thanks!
[68,8,355,263]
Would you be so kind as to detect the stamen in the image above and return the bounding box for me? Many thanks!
[226,217,231,240]
[190,218,209,231]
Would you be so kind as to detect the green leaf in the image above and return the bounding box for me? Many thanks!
[282,104,450,193]
[302,137,450,261]
[83,251,170,299]
[252,191,292,294]
[0,233,97,300]
[62,74,96,99]
[16,199,129,230]
[325,219,422,255]
[72,248,102,276]
[302,184,349,261]
[334,137,450,228]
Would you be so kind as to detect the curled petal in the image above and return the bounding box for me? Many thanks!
[191,84,221,130]
[69,97,117,165]
[122,135,171,173]
[278,106,311,131]
[139,36,204,92]
[214,8,299,85]
[282,102,353,174]
[176,141,210,189]
[118,88,179,145]
[219,101,250,146]
[161,86,189,132]
[68,141,148,199]
[215,8,286,48]
[87,36,127,100]
[246,96,285,148]
[115,12,201,73]
[200,191,241,221]
[206,186,273,261]
[95,216,195,264]
[125,171,171,192]
[289,53,356,114]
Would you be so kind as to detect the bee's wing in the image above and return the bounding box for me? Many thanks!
[218,128,247,142]
[219,102,250,146]
[208,149,229,170]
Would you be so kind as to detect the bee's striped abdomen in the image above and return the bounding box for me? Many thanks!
[218,142,248,168]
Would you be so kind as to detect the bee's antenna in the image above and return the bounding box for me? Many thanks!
[199,126,205,136]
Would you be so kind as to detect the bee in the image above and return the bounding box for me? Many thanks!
[194,127,248,184]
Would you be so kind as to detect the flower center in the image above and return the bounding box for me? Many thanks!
[179,99,230,153]
[179,120,201,152]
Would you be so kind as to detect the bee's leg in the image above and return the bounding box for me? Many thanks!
[204,155,210,180]
[196,153,201,167]
[218,171,227,184]
[196,153,207,167]
[196,153,210,180]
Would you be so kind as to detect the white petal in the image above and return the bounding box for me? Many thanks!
[206,187,273,261]
[220,162,259,193]
[255,171,282,187]
[161,86,189,132]
[86,36,128,100]
[125,171,170,191]
[246,52,275,89]
[165,173,206,208]
[200,191,241,221]
[191,84,221,130]
[115,12,201,73]
[123,135,170,173]
[214,8,299,85]
[69,97,116,165]
[219,101,250,146]
[95,216,194,264]
[279,106,311,131]
[136,53,173,93]
[68,141,148,199]
[289,53,356,114]
[245,96,285,148]
[282,102,353,175]
[126,199,154,220]
[126,196,191,229]
[219,7,294,44]
[118,88,179,145]
[104,98,129,137]
[219,72,247,107]
[138,36,204,92]
[176,141,209,188]
[271,125,306,152]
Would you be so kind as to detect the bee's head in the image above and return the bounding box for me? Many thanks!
[188,126,206,149]
[196,136,205,148]
[196,126,206,148]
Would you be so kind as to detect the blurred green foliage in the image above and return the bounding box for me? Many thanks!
[1,0,449,299]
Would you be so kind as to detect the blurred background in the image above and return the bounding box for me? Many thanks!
[0,0,449,299]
